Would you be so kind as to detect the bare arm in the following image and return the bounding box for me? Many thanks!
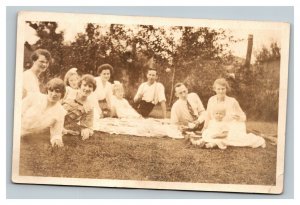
[160,100,167,118]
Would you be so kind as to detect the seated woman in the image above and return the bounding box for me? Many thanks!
[205,78,246,127]
[195,78,265,149]
[89,64,114,118]
[62,74,96,140]
[111,82,142,119]
[21,78,66,147]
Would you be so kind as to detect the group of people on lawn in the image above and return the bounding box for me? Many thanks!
[21,49,265,149]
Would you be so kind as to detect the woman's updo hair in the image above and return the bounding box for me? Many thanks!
[46,78,66,99]
[31,49,52,62]
[213,78,231,92]
[97,64,114,76]
[78,74,97,91]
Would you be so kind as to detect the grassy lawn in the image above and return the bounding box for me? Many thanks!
[19,120,277,185]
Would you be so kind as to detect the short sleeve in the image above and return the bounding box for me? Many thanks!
[134,83,144,101]
[156,83,166,102]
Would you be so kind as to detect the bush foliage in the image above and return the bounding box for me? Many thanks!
[23,21,280,121]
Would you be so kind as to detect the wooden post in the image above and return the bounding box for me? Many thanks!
[169,66,176,107]
[245,34,253,68]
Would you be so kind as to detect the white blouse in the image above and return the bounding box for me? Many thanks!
[21,93,66,143]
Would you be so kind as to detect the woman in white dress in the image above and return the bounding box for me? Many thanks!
[89,64,113,119]
[201,78,265,149]
[111,82,141,119]
[21,78,66,147]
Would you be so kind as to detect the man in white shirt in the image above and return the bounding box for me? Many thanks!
[22,49,52,98]
[171,83,206,130]
[134,68,167,118]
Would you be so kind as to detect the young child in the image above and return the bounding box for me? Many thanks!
[111,82,142,119]
[191,105,228,149]
[62,68,82,135]
[63,67,80,100]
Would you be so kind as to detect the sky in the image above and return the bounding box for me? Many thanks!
[23,21,282,63]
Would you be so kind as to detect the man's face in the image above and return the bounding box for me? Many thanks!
[175,85,188,100]
[147,70,157,83]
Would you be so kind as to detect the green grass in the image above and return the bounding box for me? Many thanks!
[19,120,277,185]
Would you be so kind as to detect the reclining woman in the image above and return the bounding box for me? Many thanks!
[111,82,142,119]
[21,78,66,147]
[62,74,96,140]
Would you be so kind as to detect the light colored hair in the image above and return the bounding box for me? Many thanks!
[213,78,230,91]
[64,68,80,86]
[213,104,226,115]
[112,81,124,95]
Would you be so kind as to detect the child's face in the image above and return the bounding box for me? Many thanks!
[68,74,79,89]
[147,70,157,83]
[214,110,226,121]
[114,88,124,99]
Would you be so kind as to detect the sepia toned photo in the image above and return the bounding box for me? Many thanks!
[12,11,290,194]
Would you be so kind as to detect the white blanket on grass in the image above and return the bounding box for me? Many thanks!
[93,118,184,139]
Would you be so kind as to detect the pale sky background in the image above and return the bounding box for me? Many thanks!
[24,21,282,63]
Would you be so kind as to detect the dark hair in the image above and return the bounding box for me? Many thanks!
[30,49,52,62]
[97,64,113,76]
[46,78,66,99]
[78,74,97,91]
[174,82,185,89]
[147,67,158,75]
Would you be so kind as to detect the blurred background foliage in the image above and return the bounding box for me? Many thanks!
[23,21,281,121]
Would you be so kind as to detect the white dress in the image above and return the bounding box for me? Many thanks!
[111,96,141,118]
[202,120,266,149]
[89,77,113,122]
[21,93,66,143]
[22,69,40,98]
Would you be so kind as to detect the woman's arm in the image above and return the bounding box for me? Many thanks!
[232,99,246,122]
[49,110,66,147]
[80,107,94,140]
[160,100,167,118]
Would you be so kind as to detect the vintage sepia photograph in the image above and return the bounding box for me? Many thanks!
[12,11,290,194]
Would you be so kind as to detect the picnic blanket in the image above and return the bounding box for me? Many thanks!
[93,118,184,139]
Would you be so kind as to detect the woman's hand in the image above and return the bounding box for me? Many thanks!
[51,139,64,147]
[81,128,94,140]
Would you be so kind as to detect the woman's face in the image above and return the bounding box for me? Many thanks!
[100,69,111,82]
[68,74,79,89]
[214,84,227,98]
[33,55,49,73]
[47,88,62,103]
[79,80,94,97]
